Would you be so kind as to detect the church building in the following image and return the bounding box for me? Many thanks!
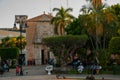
[26,12,55,65]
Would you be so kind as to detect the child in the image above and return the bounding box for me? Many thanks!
[16,65,20,76]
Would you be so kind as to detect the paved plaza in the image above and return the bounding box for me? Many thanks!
[0,65,74,80]
[0,65,120,80]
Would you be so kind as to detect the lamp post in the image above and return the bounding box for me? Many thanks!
[14,15,27,76]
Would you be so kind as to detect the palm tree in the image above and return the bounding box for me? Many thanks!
[51,7,74,35]
[83,0,118,63]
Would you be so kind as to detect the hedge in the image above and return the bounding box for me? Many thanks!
[0,47,19,60]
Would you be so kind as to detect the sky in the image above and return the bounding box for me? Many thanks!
[0,0,120,28]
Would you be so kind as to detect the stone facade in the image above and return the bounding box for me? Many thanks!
[26,13,55,65]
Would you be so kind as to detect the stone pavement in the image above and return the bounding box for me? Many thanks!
[0,65,75,80]
[2,65,47,77]
[0,65,120,80]
[59,74,120,80]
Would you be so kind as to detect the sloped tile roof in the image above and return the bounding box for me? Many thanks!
[27,13,53,22]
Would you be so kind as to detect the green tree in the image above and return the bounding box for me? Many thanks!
[109,37,120,54]
[0,36,26,50]
[82,0,119,63]
[64,0,119,65]
[16,35,26,49]
[0,37,11,47]
[51,7,74,35]
[109,4,120,22]
[43,35,88,66]
[65,15,87,35]
[108,4,120,36]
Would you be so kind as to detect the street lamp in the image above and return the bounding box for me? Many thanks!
[14,15,27,76]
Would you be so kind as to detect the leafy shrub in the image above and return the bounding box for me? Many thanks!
[0,47,19,60]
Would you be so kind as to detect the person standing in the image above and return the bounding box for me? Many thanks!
[16,65,20,76]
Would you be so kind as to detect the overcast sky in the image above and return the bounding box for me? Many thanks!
[0,0,120,28]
